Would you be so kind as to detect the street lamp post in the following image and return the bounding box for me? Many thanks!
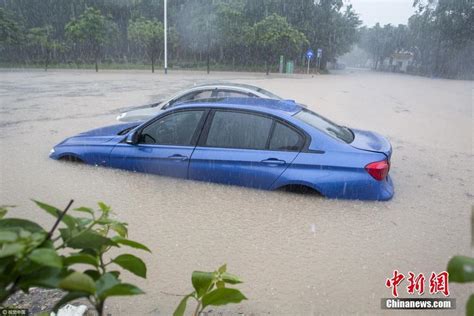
[164,0,168,74]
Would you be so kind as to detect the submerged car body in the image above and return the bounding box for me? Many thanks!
[51,98,394,201]
[116,83,283,122]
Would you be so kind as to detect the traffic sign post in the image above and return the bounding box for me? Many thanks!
[317,48,322,70]
[306,49,314,74]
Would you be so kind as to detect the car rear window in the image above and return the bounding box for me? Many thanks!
[269,122,303,151]
[205,111,272,150]
[294,108,354,143]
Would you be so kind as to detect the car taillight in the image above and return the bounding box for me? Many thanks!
[365,160,390,181]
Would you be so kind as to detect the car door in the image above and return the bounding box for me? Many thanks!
[188,110,305,189]
[109,109,207,178]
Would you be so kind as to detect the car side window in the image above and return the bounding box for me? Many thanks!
[167,90,214,108]
[140,110,204,146]
[269,122,304,152]
[205,111,272,150]
[179,90,213,103]
[216,90,253,98]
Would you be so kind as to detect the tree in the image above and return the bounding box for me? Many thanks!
[0,7,24,45]
[247,14,308,74]
[27,26,66,71]
[175,0,219,74]
[128,17,164,73]
[214,1,249,66]
[409,0,473,78]
[306,0,361,70]
[65,7,117,72]
[359,23,408,70]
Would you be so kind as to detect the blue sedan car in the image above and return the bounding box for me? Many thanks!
[50,98,394,200]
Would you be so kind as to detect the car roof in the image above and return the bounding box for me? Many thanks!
[170,97,303,116]
[192,82,259,90]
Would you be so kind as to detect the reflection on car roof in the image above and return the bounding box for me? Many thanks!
[173,97,302,114]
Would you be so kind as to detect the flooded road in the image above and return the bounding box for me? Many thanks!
[0,69,472,315]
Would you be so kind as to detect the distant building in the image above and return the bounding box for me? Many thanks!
[389,52,414,72]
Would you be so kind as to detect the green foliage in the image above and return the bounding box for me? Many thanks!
[6,0,469,77]
[0,200,150,316]
[447,255,474,315]
[305,1,361,69]
[173,264,246,316]
[448,256,474,283]
[0,8,23,45]
[0,1,363,73]
[26,26,67,70]
[128,17,164,72]
[65,7,117,72]
[359,0,473,78]
[247,14,308,74]
[359,23,408,70]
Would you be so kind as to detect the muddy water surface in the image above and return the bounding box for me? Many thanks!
[0,69,472,315]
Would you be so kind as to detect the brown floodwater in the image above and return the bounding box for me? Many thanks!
[0,69,472,315]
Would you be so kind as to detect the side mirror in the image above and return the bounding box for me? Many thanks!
[125,131,139,145]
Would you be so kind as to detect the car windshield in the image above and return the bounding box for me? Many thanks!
[294,108,354,143]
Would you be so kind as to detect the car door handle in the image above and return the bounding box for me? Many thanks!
[167,154,188,161]
[261,158,286,165]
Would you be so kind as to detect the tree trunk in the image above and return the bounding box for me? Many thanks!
[206,32,211,74]
[151,50,155,73]
[45,53,49,72]
[320,53,328,71]
[95,46,99,72]
[265,60,269,75]
[219,46,224,62]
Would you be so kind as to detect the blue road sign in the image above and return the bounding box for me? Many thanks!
[306,49,314,60]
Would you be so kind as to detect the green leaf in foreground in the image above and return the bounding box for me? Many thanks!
[192,271,214,298]
[201,288,247,309]
[19,267,64,289]
[111,222,128,237]
[467,294,474,316]
[0,218,45,233]
[99,283,144,299]
[447,256,474,283]
[0,243,25,258]
[74,207,94,216]
[0,206,11,219]
[218,264,227,273]
[112,254,147,278]
[222,272,242,285]
[33,200,76,229]
[96,272,120,299]
[62,253,98,267]
[0,231,17,242]
[112,236,151,252]
[59,272,96,294]
[173,294,194,316]
[29,248,62,268]
[60,228,115,250]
